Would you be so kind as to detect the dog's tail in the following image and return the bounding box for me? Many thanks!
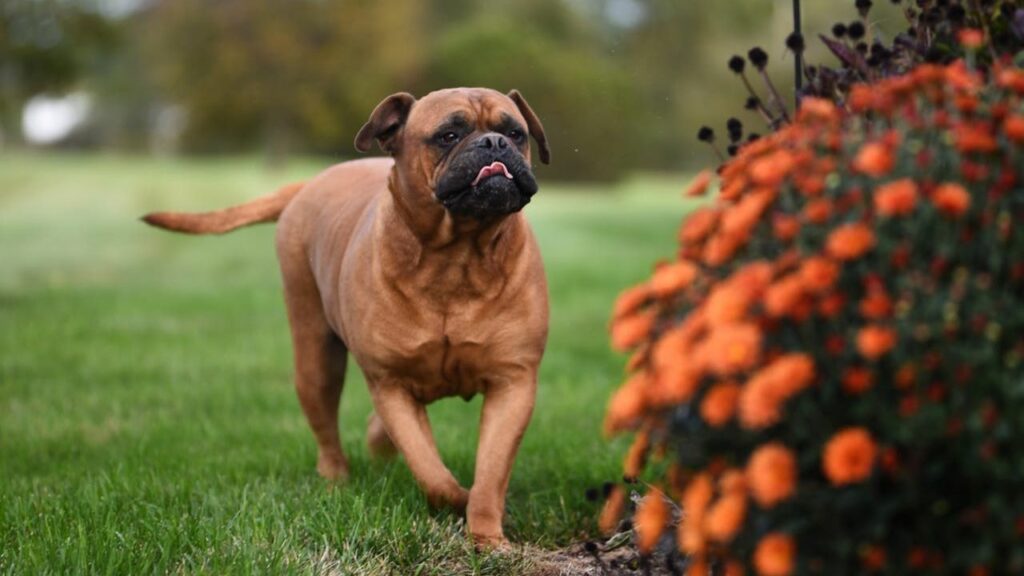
[141,181,305,235]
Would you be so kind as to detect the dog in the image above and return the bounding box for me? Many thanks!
[143,88,551,548]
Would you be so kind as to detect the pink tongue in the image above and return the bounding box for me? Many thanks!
[471,161,513,186]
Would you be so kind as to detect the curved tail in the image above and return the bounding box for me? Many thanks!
[141,181,305,235]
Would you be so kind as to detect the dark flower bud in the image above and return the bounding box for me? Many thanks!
[727,117,743,134]
[727,144,739,156]
[848,21,866,40]
[856,0,873,17]
[856,41,869,54]
[748,47,769,69]
[697,126,715,143]
[866,54,880,67]
[833,22,848,38]
[745,96,760,110]
[747,133,761,142]
[728,55,746,73]
[786,31,806,53]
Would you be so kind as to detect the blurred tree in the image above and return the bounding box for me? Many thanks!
[139,0,425,163]
[422,5,643,181]
[0,0,114,144]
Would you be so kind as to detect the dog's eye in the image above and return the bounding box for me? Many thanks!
[507,129,525,143]
[438,131,460,146]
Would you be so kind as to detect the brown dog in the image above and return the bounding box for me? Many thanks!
[143,88,550,548]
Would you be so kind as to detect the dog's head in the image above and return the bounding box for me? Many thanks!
[354,88,549,221]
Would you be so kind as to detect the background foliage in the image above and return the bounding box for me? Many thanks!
[0,0,909,180]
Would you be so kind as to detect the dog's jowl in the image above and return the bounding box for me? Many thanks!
[143,88,551,548]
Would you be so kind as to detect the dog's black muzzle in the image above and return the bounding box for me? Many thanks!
[435,133,539,220]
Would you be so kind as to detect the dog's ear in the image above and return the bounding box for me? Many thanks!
[355,92,416,154]
[507,90,550,165]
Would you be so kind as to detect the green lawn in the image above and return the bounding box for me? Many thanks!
[0,152,695,575]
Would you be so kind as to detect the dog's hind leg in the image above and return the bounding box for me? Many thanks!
[278,241,350,481]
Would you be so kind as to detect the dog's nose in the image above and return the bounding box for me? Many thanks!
[475,133,508,151]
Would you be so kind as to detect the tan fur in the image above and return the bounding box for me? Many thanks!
[143,88,550,549]
[142,181,305,234]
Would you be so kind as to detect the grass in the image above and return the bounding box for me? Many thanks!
[0,152,696,575]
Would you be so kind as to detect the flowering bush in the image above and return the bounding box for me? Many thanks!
[604,61,1024,575]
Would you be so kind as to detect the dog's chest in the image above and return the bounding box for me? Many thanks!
[352,305,512,402]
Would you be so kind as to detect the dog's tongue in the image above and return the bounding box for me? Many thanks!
[471,161,514,186]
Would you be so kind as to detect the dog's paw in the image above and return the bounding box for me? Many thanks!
[471,533,513,553]
[316,452,350,482]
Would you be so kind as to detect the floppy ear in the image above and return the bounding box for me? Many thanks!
[507,89,550,165]
[354,92,416,154]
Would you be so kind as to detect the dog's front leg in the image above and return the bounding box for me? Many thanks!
[467,375,537,549]
[370,383,469,511]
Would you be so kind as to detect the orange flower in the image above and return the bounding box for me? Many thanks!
[797,257,839,294]
[685,169,713,197]
[768,353,816,396]
[746,443,797,507]
[682,473,714,521]
[738,354,814,429]
[623,430,650,478]
[859,289,893,319]
[955,123,998,154]
[700,382,741,427]
[705,282,753,326]
[764,275,806,317]
[754,533,795,576]
[703,323,763,376]
[932,182,971,217]
[679,473,713,554]
[613,283,651,319]
[852,141,894,177]
[680,207,720,244]
[598,485,626,535]
[842,367,874,394]
[611,310,655,351]
[651,261,698,297]
[772,213,800,241]
[749,150,795,187]
[823,427,878,485]
[1004,115,1024,143]
[798,97,840,122]
[722,189,776,237]
[856,325,897,360]
[826,223,875,261]
[719,468,747,495]
[703,493,747,543]
[958,28,985,49]
[604,372,647,434]
[652,317,704,373]
[703,230,746,266]
[873,178,919,217]
[634,489,669,553]
[802,198,832,224]
[650,362,701,405]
